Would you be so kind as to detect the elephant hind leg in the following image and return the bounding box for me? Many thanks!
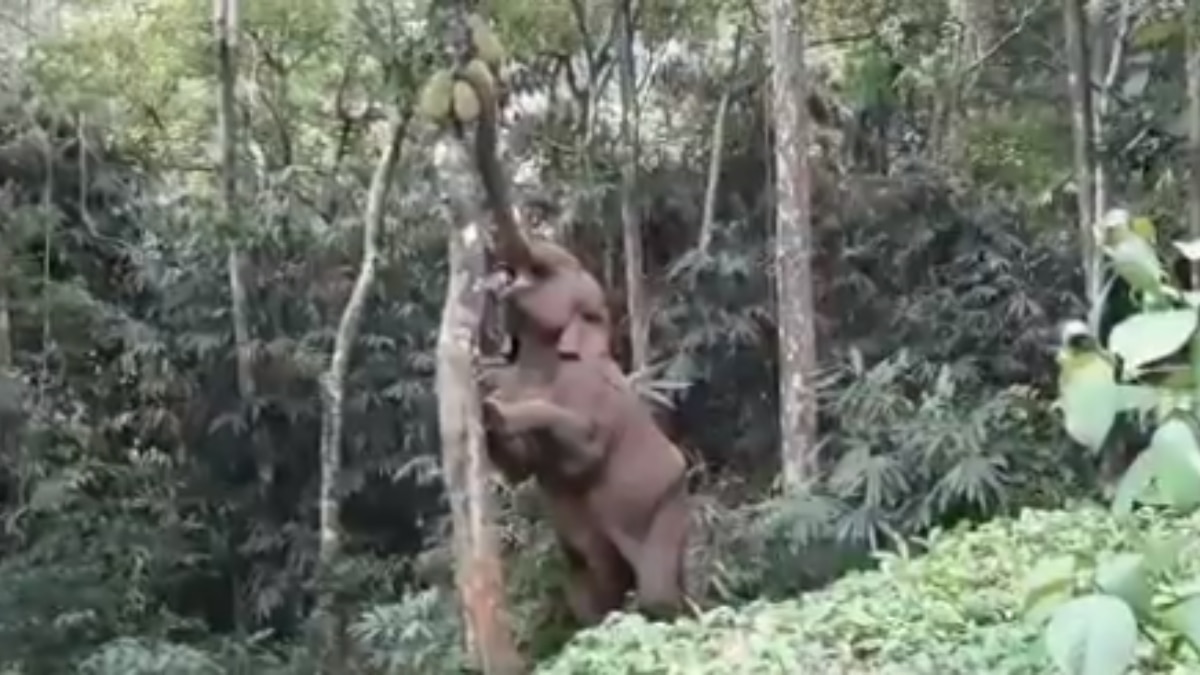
[632,490,689,622]
[563,539,634,627]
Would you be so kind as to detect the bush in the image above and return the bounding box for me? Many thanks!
[537,506,1200,674]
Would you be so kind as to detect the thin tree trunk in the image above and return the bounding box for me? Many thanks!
[1188,0,1200,288]
[617,0,649,371]
[0,242,10,371]
[433,133,525,675]
[0,284,9,374]
[1062,0,1101,303]
[698,27,744,254]
[214,0,255,401]
[313,109,407,674]
[768,0,819,490]
[1090,0,1132,225]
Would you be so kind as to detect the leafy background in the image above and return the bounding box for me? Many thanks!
[0,0,1196,672]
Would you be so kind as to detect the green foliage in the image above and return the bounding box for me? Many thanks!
[79,639,224,675]
[1048,209,1200,674]
[540,507,1200,674]
[348,589,467,674]
[1056,210,1200,512]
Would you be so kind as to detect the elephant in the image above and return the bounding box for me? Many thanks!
[479,238,692,625]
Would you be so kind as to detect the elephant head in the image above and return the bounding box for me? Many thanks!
[501,239,612,359]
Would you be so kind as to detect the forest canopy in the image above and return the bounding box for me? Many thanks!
[0,0,1198,673]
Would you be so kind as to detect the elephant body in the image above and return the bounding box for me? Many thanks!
[480,238,691,625]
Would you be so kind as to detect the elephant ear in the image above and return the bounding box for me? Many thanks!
[557,313,610,358]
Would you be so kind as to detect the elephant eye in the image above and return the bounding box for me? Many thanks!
[530,262,551,278]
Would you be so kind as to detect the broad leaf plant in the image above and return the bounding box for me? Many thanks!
[1036,208,1200,674]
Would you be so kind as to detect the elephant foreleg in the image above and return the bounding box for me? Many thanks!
[482,396,605,477]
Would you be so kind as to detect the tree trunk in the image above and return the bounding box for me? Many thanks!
[767,0,819,491]
[698,27,744,254]
[313,109,407,674]
[214,0,255,401]
[433,132,525,675]
[617,0,649,371]
[1189,0,1200,289]
[1062,0,1101,303]
[1089,0,1132,229]
[0,244,10,372]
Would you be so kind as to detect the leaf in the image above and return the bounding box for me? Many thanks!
[1161,594,1200,653]
[1175,238,1200,261]
[1112,448,1163,517]
[1057,354,1119,451]
[1044,594,1138,675]
[1113,417,1200,514]
[1108,309,1198,375]
[1133,17,1183,50]
[1022,555,1077,624]
[1108,235,1165,295]
[1131,216,1157,245]
[1147,417,1200,511]
[1095,553,1153,615]
[1115,384,1160,413]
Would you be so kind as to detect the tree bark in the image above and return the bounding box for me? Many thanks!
[768,0,819,490]
[698,27,744,254]
[1089,0,1132,229]
[1186,0,1200,288]
[313,109,407,674]
[617,0,649,371]
[0,243,10,372]
[433,132,525,675]
[1062,0,1101,303]
[214,0,255,401]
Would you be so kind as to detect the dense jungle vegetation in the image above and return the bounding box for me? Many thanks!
[3,0,1200,673]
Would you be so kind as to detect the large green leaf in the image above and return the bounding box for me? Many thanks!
[1174,238,1200,261]
[1058,354,1119,451]
[1108,309,1198,376]
[1112,447,1166,516]
[1044,594,1138,675]
[1022,555,1077,623]
[1112,417,1200,515]
[1148,418,1200,511]
[1107,235,1165,296]
[1095,553,1153,615]
[1161,594,1200,654]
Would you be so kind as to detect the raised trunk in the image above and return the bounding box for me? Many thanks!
[313,110,407,674]
[617,0,649,371]
[214,0,255,400]
[433,132,525,675]
[768,0,819,491]
[1062,0,1101,303]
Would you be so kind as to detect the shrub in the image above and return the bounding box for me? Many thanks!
[537,506,1200,674]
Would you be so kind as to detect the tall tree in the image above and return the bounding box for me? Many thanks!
[1062,0,1101,303]
[617,0,649,371]
[0,241,10,373]
[767,0,818,489]
[429,8,524,674]
[313,107,408,674]
[1187,0,1200,288]
[213,0,255,401]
